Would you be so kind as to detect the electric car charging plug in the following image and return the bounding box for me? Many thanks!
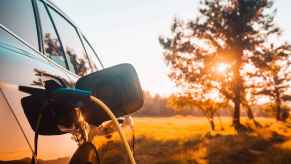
[19,84,136,164]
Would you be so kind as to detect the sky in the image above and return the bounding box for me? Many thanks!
[51,0,291,96]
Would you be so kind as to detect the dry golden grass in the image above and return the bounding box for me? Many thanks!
[133,117,291,164]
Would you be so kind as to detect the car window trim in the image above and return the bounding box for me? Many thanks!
[0,24,79,79]
[3,0,40,51]
[31,0,43,52]
[42,0,105,72]
[45,0,78,29]
[1,0,95,79]
[46,5,94,75]
[76,29,95,72]
[82,35,104,69]
[36,0,71,70]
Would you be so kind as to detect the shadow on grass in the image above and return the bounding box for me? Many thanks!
[134,135,201,164]
[134,127,291,164]
[0,157,69,164]
[206,128,291,164]
[206,134,270,164]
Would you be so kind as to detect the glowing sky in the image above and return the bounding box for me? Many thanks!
[51,0,291,96]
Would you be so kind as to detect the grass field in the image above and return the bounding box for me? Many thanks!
[132,117,291,164]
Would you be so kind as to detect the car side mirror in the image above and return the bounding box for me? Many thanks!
[76,63,144,125]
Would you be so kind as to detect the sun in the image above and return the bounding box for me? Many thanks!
[206,89,224,102]
[216,63,229,74]
[207,90,220,100]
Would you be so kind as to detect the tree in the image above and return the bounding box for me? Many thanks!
[167,87,228,131]
[160,0,282,129]
[249,43,291,121]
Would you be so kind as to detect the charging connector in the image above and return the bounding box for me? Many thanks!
[20,85,137,164]
[89,96,136,164]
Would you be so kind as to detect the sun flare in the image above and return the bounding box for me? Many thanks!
[206,90,223,102]
[216,63,229,74]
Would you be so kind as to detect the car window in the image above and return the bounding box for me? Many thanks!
[48,7,90,76]
[0,0,39,50]
[36,0,67,68]
[82,36,103,72]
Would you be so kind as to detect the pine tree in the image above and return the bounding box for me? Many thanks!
[250,43,291,121]
[160,0,281,129]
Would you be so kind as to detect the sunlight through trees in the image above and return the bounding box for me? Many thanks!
[159,0,291,130]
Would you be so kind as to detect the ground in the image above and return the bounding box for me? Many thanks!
[132,117,291,164]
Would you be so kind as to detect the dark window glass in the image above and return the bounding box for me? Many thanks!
[0,0,39,50]
[82,36,103,72]
[48,7,90,76]
[36,0,67,68]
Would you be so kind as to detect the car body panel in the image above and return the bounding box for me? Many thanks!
[0,28,78,161]
[0,89,32,161]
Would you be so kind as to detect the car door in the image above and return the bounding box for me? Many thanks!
[0,0,78,163]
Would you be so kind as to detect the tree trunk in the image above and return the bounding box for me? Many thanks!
[275,97,282,121]
[231,22,244,129]
[247,106,255,120]
[246,105,261,127]
[233,62,242,128]
[233,98,241,128]
[209,117,215,131]
[207,111,216,131]
[274,76,282,121]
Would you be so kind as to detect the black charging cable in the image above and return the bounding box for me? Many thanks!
[31,100,49,164]
[23,80,60,164]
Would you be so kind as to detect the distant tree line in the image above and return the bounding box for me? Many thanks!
[134,91,175,117]
[135,91,291,130]
[135,91,283,117]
